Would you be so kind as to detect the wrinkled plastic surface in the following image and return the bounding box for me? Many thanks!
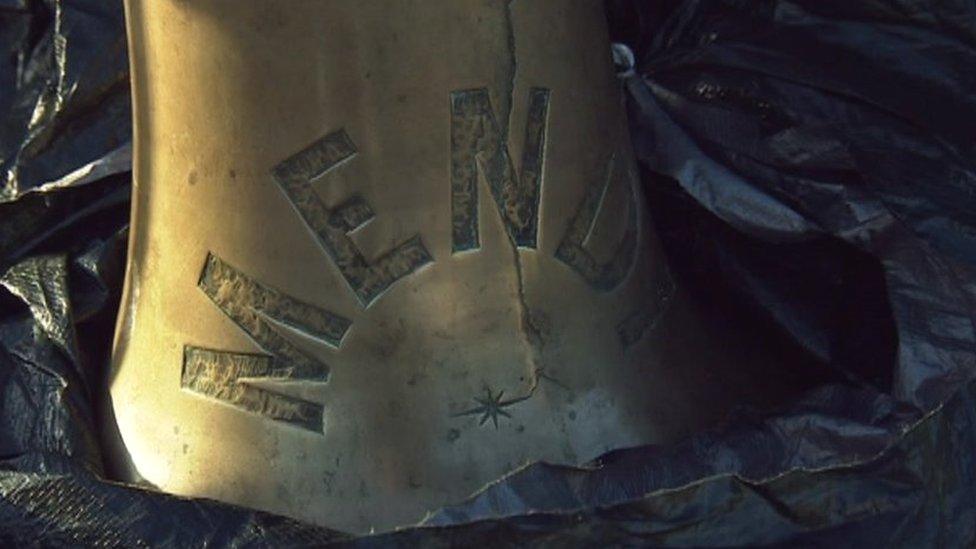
[0,0,131,204]
[0,0,973,545]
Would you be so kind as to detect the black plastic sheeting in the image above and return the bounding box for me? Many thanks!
[0,0,973,546]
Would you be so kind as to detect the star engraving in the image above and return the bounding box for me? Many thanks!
[455,387,527,429]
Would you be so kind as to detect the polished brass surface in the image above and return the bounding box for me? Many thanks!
[110,0,777,534]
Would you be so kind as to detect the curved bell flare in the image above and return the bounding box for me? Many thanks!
[109,0,782,534]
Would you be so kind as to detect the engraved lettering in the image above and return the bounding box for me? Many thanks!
[556,154,639,291]
[199,252,350,351]
[618,272,676,348]
[182,347,323,432]
[450,87,550,252]
[182,253,352,432]
[272,130,433,307]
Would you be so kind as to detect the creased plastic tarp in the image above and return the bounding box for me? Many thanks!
[0,0,131,204]
[0,0,974,546]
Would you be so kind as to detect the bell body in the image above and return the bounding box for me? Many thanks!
[110,0,763,533]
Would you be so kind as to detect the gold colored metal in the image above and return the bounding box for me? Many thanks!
[108,0,777,534]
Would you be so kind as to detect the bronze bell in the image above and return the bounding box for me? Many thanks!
[108,0,782,534]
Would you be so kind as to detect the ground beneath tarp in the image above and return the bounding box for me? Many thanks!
[0,0,973,546]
